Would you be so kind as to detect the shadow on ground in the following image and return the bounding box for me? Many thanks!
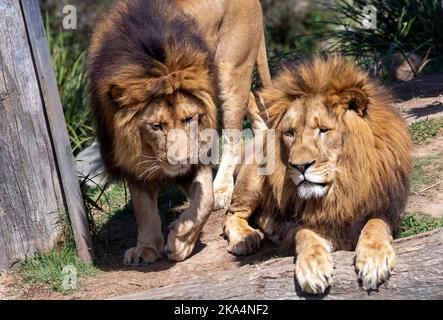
[91,187,291,278]
[404,102,443,120]
[391,74,443,101]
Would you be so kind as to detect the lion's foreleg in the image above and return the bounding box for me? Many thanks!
[165,165,214,262]
[124,184,164,266]
[295,228,334,294]
[223,164,265,256]
[354,218,396,290]
[224,209,264,256]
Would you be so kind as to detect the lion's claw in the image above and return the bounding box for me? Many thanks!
[354,240,396,290]
[124,245,163,266]
[295,250,334,295]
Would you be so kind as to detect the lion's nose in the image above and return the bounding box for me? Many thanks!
[290,161,315,174]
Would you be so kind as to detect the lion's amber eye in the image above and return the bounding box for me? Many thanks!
[151,123,163,131]
[284,129,295,138]
[319,127,330,134]
[184,114,196,124]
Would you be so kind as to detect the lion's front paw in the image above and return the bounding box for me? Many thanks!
[295,248,334,294]
[124,241,164,266]
[213,189,233,210]
[354,239,396,290]
[165,220,200,262]
[213,176,234,210]
[224,215,264,256]
[228,227,263,256]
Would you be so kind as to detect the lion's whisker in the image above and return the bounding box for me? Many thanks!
[144,166,161,183]
[137,162,161,181]
[138,155,158,160]
[333,166,345,174]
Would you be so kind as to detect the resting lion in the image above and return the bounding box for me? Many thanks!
[88,0,269,264]
[224,56,412,294]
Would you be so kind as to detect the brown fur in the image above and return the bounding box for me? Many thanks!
[88,0,218,186]
[260,55,412,248]
[88,0,270,263]
[224,55,412,293]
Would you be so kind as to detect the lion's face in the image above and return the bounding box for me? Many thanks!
[279,96,344,199]
[140,93,203,176]
[113,91,210,179]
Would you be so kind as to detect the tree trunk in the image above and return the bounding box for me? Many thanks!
[0,0,65,268]
[117,228,443,300]
[0,0,93,268]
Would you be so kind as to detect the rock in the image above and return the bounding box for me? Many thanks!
[384,52,429,82]
[75,140,108,188]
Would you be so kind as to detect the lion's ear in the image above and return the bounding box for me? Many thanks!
[110,84,125,103]
[340,88,368,117]
[109,82,144,106]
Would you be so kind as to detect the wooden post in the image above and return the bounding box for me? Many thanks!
[0,0,94,267]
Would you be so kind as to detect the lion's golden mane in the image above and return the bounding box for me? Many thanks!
[260,56,412,249]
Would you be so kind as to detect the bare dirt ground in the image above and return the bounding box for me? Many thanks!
[391,73,443,125]
[394,74,443,218]
[1,74,442,300]
[5,209,288,300]
[406,133,443,218]
[407,135,443,218]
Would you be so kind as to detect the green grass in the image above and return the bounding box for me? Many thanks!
[85,183,129,218]
[411,152,443,194]
[19,243,97,294]
[398,214,443,238]
[409,117,443,145]
[45,13,93,156]
[83,181,188,245]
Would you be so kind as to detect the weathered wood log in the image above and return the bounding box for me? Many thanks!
[117,228,443,300]
[0,0,65,268]
[20,0,94,263]
[0,0,93,268]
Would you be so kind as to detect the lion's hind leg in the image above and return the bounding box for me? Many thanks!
[246,92,268,132]
[354,218,397,290]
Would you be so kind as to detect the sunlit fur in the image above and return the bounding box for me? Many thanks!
[258,55,412,250]
[88,0,218,186]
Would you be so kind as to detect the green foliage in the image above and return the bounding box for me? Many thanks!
[45,13,94,155]
[399,214,443,238]
[259,1,335,78]
[81,181,131,237]
[326,0,443,75]
[409,117,443,145]
[19,243,97,293]
[411,153,443,194]
[262,1,333,51]
[83,180,187,247]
